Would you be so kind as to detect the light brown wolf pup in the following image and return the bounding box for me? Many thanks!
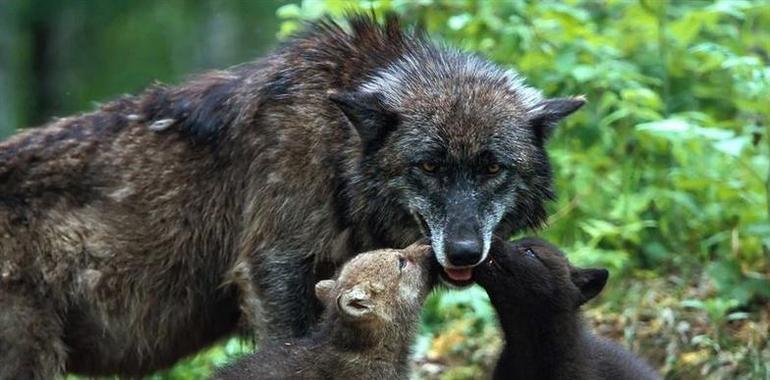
[215,243,437,380]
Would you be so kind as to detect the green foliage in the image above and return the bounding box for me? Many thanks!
[0,0,283,134]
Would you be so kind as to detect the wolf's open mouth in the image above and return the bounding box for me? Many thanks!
[439,268,475,287]
[444,267,472,281]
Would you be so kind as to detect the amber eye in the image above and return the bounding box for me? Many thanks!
[487,163,501,175]
[420,162,438,174]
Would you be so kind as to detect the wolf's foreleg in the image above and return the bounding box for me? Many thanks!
[251,250,323,341]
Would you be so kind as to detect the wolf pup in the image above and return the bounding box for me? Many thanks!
[0,14,583,378]
[474,238,659,380]
[214,243,436,380]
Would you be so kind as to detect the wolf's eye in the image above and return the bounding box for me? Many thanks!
[420,162,438,174]
[398,257,407,270]
[486,163,501,175]
[420,161,438,174]
[523,248,536,259]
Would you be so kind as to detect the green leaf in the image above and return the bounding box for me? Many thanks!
[448,14,472,31]
[713,136,749,157]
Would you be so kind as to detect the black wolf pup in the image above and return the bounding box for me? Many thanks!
[214,243,436,380]
[474,238,659,380]
[1,14,583,378]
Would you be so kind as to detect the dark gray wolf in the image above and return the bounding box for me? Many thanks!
[0,14,583,378]
[215,243,436,380]
[475,237,659,380]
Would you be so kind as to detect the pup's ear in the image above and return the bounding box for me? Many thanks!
[571,267,608,306]
[529,96,585,142]
[315,280,337,306]
[404,241,431,257]
[336,285,376,321]
[329,91,399,152]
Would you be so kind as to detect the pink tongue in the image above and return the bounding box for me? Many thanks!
[444,268,473,282]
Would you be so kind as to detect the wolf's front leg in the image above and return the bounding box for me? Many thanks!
[250,252,324,341]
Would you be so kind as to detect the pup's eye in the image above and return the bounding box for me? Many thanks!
[486,163,501,175]
[398,257,407,270]
[523,248,536,259]
[420,162,438,174]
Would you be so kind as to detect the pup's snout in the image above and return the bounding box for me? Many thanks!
[445,238,483,266]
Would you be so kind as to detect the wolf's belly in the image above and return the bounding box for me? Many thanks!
[62,281,242,376]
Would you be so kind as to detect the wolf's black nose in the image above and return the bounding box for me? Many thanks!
[446,238,483,266]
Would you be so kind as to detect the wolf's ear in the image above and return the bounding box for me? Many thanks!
[571,267,608,306]
[315,280,337,306]
[529,97,585,142]
[329,91,399,152]
[336,285,376,321]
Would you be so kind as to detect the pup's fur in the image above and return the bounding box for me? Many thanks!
[214,243,435,380]
[475,238,659,380]
[0,14,582,378]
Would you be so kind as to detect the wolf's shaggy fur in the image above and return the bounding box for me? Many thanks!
[0,14,581,378]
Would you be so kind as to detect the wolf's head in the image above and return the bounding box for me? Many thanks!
[331,45,583,285]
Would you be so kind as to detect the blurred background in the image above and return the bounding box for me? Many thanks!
[2,0,769,379]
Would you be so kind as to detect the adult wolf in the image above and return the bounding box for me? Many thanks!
[0,14,583,378]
